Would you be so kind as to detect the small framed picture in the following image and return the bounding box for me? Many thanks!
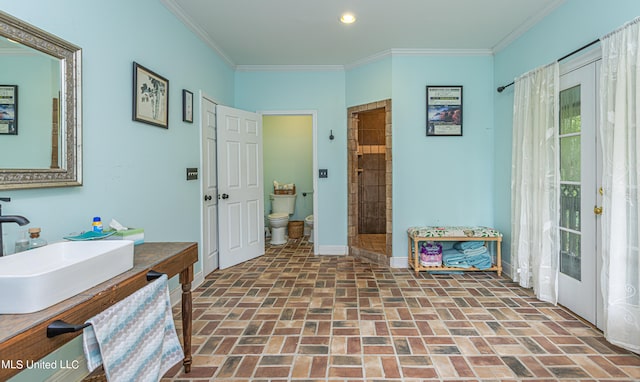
[426,86,463,136]
[0,85,18,135]
[132,62,169,128]
[182,89,193,123]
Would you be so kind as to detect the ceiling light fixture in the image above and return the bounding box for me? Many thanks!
[340,13,356,24]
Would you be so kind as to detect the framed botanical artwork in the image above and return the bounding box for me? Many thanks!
[426,85,463,136]
[182,89,193,123]
[0,85,18,135]
[132,62,169,128]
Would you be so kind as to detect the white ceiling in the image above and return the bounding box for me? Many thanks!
[163,0,565,68]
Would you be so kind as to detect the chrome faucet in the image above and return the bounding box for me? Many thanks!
[0,197,30,256]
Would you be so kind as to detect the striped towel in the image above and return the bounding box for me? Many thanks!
[82,274,183,382]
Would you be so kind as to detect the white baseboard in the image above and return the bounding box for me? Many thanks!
[317,245,348,255]
[390,256,408,268]
[501,260,512,279]
[192,269,204,290]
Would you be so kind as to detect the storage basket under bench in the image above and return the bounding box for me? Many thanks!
[407,226,503,276]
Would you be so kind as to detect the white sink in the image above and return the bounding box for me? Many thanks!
[0,240,134,314]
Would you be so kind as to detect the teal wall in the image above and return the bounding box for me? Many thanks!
[391,54,495,257]
[235,70,347,247]
[346,56,392,106]
[493,0,640,268]
[0,55,57,168]
[0,0,234,256]
[263,115,313,222]
[1,0,234,380]
[4,0,640,379]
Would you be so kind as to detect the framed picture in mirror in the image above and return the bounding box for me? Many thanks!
[0,85,17,135]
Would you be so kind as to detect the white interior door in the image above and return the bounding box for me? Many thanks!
[202,95,219,275]
[558,60,602,326]
[217,105,264,269]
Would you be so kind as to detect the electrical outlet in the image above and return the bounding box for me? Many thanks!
[319,169,328,178]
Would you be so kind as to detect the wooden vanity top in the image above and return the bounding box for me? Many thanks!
[0,242,198,380]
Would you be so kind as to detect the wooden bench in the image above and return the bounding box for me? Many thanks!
[407,226,502,276]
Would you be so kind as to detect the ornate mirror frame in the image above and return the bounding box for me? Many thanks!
[0,11,82,190]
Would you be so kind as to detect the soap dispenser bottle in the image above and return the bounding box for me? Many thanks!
[28,228,47,249]
[14,230,29,253]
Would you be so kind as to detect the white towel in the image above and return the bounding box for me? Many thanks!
[82,274,183,382]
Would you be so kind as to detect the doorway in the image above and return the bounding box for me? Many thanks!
[347,100,392,263]
[557,54,603,329]
[262,111,318,254]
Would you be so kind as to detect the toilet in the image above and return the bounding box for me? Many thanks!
[268,193,297,245]
[305,215,314,243]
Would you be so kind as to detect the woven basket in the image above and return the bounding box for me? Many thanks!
[288,220,304,239]
[274,185,296,195]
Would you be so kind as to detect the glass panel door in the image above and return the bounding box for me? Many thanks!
[559,85,582,281]
[557,62,599,325]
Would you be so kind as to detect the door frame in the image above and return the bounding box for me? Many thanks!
[200,91,219,279]
[199,90,220,285]
[260,110,318,255]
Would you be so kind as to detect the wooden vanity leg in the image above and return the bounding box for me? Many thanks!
[179,266,194,373]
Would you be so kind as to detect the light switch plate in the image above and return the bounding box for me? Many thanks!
[186,168,198,180]
[319,169,328,178]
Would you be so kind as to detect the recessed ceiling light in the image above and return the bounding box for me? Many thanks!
[340,13,356,24]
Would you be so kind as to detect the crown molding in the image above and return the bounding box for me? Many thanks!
[344,48,493,70]
[492,0,566,53]
[235,64,345,72]
[391,48,493,56]
[161,0,236,69]
[163,0,556,72]
[344,49,393,70]
[237,48,494,72]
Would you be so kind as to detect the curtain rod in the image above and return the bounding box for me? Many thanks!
[496,39,600,93]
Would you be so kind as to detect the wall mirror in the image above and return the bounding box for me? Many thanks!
[0,11,82,190]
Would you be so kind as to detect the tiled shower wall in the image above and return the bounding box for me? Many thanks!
[347,99,393,258]
[357,108,386,234]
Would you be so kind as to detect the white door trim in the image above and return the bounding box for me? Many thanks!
[200,92,220,279]
[260,110,318,255]
[197,91,221,287]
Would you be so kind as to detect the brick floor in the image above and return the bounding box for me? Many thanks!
[162,238,640,381]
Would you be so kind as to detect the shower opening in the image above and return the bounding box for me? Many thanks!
[347,100,392,263]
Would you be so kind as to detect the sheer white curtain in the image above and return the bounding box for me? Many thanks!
[599,17,640,353]
[511,63,560,304]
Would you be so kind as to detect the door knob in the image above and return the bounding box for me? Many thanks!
[594,206,603,215]
[204,195,212,201]
[219,193,229,200]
